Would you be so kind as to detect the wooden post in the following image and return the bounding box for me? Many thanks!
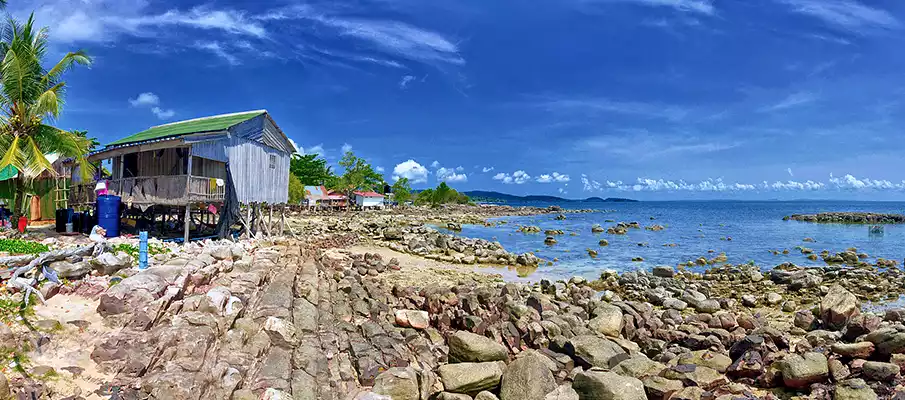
[246,203,252,235]
[268,205,273,235]
[279,206,285,236]
[184,204,190,244]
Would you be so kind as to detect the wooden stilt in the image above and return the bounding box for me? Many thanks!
[279,206,285,236]
[183,203,190,244]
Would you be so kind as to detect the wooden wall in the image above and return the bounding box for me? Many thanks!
[225,136,289,203]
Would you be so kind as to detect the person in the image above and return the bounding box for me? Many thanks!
[95,180,108,196]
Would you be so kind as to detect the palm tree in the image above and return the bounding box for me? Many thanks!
[0,14,93,220]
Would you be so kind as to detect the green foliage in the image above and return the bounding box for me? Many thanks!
[391,177,412,204]
[290,153,336,186]
[0,14,94,218]
[0,238,48,254]
[0,296,35,324]
[336,151,384,193]
[414,182,471,206]
[288,174,304,204]
[111,242,168,261]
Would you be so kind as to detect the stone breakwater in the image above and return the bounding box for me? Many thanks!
[16,237,903,399]
[784,212,905,224]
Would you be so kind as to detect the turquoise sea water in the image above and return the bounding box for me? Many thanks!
[437,201,905,282]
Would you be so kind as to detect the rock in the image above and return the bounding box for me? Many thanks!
[660,365,726,389]
[264,317,297,348]
[372,367,420,400]
[591,225,605,233]
[781,352,828,389]
[677,350,732,373]
[261,389,293,400]
[384,228,404,241]
[794,310,816,330]
[572,370,646,400]
[565,335,627,369]
[545,236,558,245]
[831,342,874,359]
[437,393,473,400]
[671,387,705,400]
[500,351,556,400]
[49,260,91,279]
[821,285,860,330]
[652,266,674,278]
[437,362,503,394]
[91,252,133,275]
[834,379,878,400]
[476,391,500,400]
[861,361,899,381]
[545,384,579,400]
[599,240,609,247]
[395,310,430,329]
[829,359,850,382]
[449,331,509,362]
[864,328,905,355]
[209,246,232,260]
[693,299,721,314]
[765,293,782,305]
[642,376,683,400]
[588,304,623,337]
[662,299,687,311]
[611,357,666,379]
[741,295,757,307]
[97,272,168,316]
[0,372,8,399]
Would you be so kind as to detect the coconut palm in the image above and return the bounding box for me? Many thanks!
[0,13,93,219]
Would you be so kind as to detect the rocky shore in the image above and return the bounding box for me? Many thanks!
[784,213,905,224]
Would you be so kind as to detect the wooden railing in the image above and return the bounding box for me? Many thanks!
[69,175,225,206]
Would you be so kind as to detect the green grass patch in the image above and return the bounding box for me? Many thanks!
[111,243,169,261]
[0,239,49,255]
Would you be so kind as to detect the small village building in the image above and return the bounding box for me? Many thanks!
[303,186,328,208]
[353,191,385,209]
[325,191,348,209]
[71,110,294,240]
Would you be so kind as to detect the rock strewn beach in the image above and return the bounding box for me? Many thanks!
[3,204,905,399]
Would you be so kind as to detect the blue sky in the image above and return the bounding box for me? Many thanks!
[16,0,905,199]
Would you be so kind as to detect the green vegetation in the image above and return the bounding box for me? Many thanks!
[111,242,169,261]
[415,182,470,206]
[391,177,412,204]
[288,174,304,204]
[0,14,96,219]
[337,151,384,194]
[0,238,48,254]
[290,153,336,187]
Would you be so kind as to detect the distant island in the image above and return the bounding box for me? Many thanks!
[462,190,638,203]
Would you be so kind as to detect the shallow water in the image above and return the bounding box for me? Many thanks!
[437,200,905,282]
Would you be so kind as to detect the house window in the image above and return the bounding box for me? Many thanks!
[269,154,276,169]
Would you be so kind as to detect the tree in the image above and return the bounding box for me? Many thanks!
[288,174,304,204]
[290,153,335,186]
[0,14,93,219]
[336,151,383,194]
[391,177,412,205]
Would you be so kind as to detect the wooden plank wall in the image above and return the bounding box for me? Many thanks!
[225,136,289,203]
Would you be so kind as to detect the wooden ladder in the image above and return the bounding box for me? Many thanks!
[54,176,69,210]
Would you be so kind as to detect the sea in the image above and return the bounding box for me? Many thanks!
[435,200,905,282]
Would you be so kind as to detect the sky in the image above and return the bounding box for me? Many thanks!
[14,0,905,200]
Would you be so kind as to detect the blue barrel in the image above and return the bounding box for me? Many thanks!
[96,195,121,237]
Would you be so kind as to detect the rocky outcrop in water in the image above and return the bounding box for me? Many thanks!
[784,212,905,224]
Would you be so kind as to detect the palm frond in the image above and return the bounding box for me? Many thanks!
[0,135,21,171]
[30,82,64,119]
[22,136,54,179]
[43,50,91,84]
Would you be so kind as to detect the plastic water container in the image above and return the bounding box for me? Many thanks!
[96,195,121,237]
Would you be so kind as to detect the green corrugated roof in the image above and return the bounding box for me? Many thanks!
[108,110,266,146]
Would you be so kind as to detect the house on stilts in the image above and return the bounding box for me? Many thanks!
[69,110,294,241]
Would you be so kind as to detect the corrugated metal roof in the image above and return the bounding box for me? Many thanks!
[108,110,266,146]
[354,191,385,198]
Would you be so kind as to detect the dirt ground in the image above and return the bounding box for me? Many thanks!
[347,244,540,287]
[29,294,116,399]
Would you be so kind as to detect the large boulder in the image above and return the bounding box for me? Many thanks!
[372,367,420,400]
[572,370,646,400]
[49,260,92,279]
[438,362,503,394]
[545,384,579,400]
[781,352,828,389]
[834,379,878,400]
[821,285,860,330]
[864,328,905,355]
[91,252,133,275]
[448,331,508,362]
[499,351,556,400]
[611,357,666,379]
[588,304,623,337]
[97,272,168,316]
[565,335,627,369]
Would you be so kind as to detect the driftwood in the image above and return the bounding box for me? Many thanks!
[7,243,107,305]
[0,254,37,269]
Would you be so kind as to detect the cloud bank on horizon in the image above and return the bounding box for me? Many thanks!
[20,0,905,199]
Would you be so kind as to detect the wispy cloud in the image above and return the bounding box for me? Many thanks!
[482,166,495,173]
[493,171,531,184]
[760,91,819,112]
[129,92,175,120]
[537,96,689,122]
[778,0,899,32]
[193,41,240,65]
[536,172,571,183]
[399,75,415,89]
[582,0,715,15]
[151,107,175,119]
[114,7,267,38]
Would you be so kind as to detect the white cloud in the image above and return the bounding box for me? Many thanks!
[828,174,902,190]
[393,160,429,183]
[341,143,353,154]
[778,0,899,32]
[482,166,495,173]
[151,107,175,119]
[115,7,267,38]
[540,97,688,122]
[537,172,571,183]
[399,75,415,89]
[193,41,240,65]
[436,167,468,183]
[581,174,603,191]
[762,180,825,191]
[129,92,159,107]
[605,0,715,15]
[787,167,794,177]
[631,178,757,192]
[300,144,325,156]
[129,92,175,119]
[430,160,440,168]
[558,188,566,194]
[455,166,464,171]
[376,166,385,173]
[494,170,531,185]
[288,138,301,154]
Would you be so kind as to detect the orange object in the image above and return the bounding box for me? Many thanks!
[17,216,27,233]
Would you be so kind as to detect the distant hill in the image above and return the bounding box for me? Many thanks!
[463,191,638,203]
